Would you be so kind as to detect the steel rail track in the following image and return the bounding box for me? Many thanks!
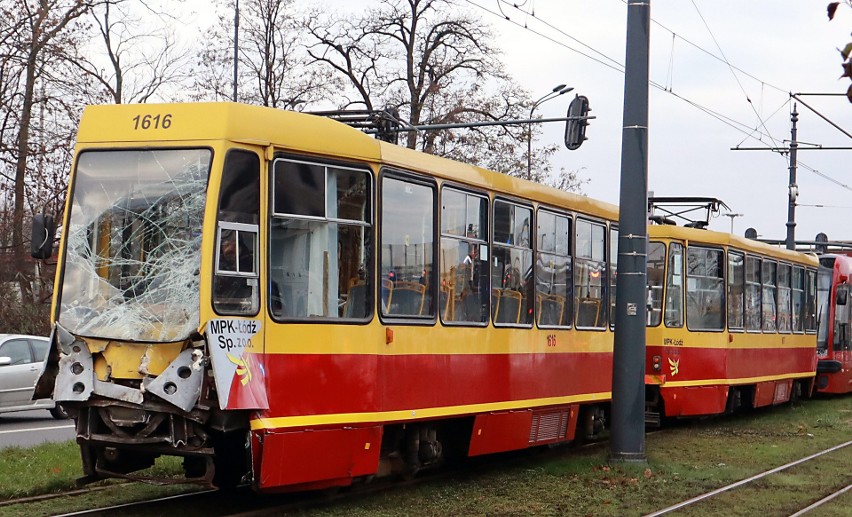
[789,482,852,517]
[643,439,852,517]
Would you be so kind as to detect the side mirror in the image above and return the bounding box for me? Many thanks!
[31,214,55,259]
[564,94,590,151]
[837,285,848,306]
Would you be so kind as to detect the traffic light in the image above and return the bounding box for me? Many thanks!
[564,94,590,150]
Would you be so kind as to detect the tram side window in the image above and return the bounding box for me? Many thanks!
[440,187,488,324]
[214,150,260,315]
[646,241,666,327]
[609,227,618,328]
[686,247,724,331]
[574,219,606,328]
[665,242,684,327]
[805,269,818,332]
[777,264,792,333]
[791,266,805,333]
[492,201,533,325]
[745,256,762,331]
[270,159,372,320]
[380,175,435,319]
[727,251,744,330]
[762,260,778,332]
[535,210,571,327]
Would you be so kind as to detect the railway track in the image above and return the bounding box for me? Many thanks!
[644,439,852,517]
[14,415,850,516]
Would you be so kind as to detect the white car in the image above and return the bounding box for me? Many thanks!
[0,334,68,419]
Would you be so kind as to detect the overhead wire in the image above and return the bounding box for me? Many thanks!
[688,0,784,151]
[462,0,850,195]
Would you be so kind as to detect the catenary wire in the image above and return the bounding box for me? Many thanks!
[463,0,849,195]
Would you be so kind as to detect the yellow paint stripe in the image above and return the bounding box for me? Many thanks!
[662,371,815,388]
[249,391,612,430]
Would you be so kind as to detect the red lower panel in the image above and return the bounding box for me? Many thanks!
[261,352,612,419]
[661,385,728,417]
[817,352,852,394]
[753,380,792,407]
[818,370,852,393]
[646,345,815,385]
[468,411,533,456]
[257,426,382,490]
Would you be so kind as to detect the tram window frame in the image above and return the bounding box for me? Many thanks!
[727,250,745,331]
[440,185,489,326]
[213,149,260,316]
[268,156,374,322]
[745,256,762,332]
[574,218,607,330]
[762,259,778,333]
[777,263,792,333]
[492,199,533,327]
[791,266,805,333]
[805,268,818,333]
[378,170,437,324]
[685,246,725,332]
[535,207,572,329]
[646,241,666,327]
[665,242,684,328]
[609,226,618,329]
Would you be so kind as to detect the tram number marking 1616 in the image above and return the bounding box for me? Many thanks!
[132,113,172,130]
[547,334,558,347]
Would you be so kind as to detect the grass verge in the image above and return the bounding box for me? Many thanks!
[0,395,849,516]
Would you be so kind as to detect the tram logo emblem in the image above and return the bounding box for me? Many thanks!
[668,358,680,377]
[227,353,253,385]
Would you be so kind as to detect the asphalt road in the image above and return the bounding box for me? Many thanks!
[0,409,75,449]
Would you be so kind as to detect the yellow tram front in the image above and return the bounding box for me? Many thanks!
[34,102,382,486]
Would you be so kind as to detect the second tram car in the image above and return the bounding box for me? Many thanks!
[644,208,820,422]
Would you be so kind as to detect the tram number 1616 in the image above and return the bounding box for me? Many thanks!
[132,114,173,130]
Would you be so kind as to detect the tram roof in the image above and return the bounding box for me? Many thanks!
[77,102,619,222]
[648,225,819,265]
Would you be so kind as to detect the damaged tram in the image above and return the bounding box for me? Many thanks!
[33,102,619,491]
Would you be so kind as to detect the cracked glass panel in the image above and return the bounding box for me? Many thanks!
[58,149,211,342]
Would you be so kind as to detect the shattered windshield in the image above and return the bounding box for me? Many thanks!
[58,149,211,342]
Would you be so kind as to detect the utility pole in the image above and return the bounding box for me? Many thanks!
[786,104,798,250]
[233,0,239,102]
[610,0,649,463]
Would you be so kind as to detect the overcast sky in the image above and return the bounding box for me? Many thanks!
[190,0,852,242]
[467,0,852,242]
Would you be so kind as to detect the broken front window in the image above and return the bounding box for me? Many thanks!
[58,149,211,342]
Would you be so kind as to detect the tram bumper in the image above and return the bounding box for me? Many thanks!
[817,360,842,374]
[33,323,228,484]
[37,323,206,412]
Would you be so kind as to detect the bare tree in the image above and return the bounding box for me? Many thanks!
[304,0,581,189]
[6,0,94,300]
[70,0,191,104]
[195,0,333,108]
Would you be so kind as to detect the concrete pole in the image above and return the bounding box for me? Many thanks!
[610,0,650,463]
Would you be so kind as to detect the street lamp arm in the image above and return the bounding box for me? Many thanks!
[527,84,574,180]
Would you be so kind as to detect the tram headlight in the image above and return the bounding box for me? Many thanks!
[652,355,662,372]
